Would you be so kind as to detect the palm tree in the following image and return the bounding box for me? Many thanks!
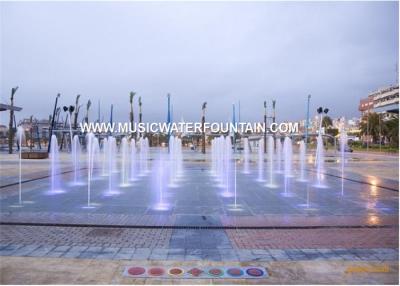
[138,96,142,123]
[8,86,18,154]
[85,100,91,124]
[73,94,81,129]
[129,92,135,136]
[360,112,380,143]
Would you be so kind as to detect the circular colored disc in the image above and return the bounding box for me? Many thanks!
[188,268,203,277]
[128,267,145,276]
[208,268,223,277]
[148,267,164,276]
[169,268,184,276]
[227,268,244,277]
[246,268,264,277]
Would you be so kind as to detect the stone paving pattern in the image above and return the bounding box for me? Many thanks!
[0,225,398,262]
[0,150,398,284]
[1,257,398,284]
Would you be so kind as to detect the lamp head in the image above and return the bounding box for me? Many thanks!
[317,107,323,114]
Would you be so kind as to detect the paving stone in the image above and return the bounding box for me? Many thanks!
[63,251,84,258]
[132,248,151,260]
[168,248,185,255]
[53,245,71,252]
[251,249,269,255]
[218,249,239,261]
[201,249,221,261]
[12,245,40,256]
[269,249,290,261]
[69,246,88,252]
[118,247,136,254]
[185,249,201,255]
[46,251,65,258]
[0,243,10,250]
[184,255,202,261]
[27,245,55,257]
[167,254,185,260]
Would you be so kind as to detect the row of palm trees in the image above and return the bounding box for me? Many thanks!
[359,112,399,147]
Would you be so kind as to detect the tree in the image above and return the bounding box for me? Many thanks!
[73,94,81,129]
[129,92,136,137]
[326,128,339,137]
[85,100,91,124]
[322,116,333,129]
[384,118,399,147]
[8,87,18,154]
[360,112,380,143]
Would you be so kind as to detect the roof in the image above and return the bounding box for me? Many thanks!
[0,103,22,112]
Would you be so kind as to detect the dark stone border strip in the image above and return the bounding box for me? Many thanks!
[306,168,399,192]
[0,168,87,189]
[0,221,397,230]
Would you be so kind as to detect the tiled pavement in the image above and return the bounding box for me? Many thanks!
[0,243,398,262]
[226,228,399,249]
[0,225,398,262]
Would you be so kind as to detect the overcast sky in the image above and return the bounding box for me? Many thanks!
[0,1,398,125]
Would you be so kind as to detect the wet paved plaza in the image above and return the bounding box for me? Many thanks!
[0,149,398,284]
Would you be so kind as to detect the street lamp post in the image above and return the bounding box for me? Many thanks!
[48,93,61,153]
[263,101,267,153]
[167,93,171,152]
[201,102,207,154]
[305,94,311,145]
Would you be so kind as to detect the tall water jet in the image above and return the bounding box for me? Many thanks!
[16,126,25,204]
[139,137,150,176]
[282,136,294,196]
[176,137,183,178]
[243,137,250,174]
[101,138,109,176]
[265,136,277,188]
[257,139,264,182]
[85,132,98,207]
[211,139,217,176]
[130,138,137,181]
[233,158,237,208]
[221,136,233,197]
[276,138,282,173]
[119,137,130,187]
[105,136,119,196]
[49,134,63,194]
[314,134,326,188]
[72,135,83,185]
[168,136,177,187]
[283,137,293,178]
[67,112,73,151]
[168,136,183,187]
[339,127,348,195]
[153,152,169,210]
[298,140,307,182]
[144,138,150,173]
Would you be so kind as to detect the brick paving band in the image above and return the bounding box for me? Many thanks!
[0,221,397,229]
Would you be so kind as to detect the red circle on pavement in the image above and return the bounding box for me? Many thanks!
[169,268,184,276]
[148,267,164,276]
[208,268,223,277]
[188,268,203,277]
[246,268,264,277]
[227,268,244,277]
[128,267,146,276]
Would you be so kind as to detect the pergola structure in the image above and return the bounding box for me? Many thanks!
[0,103,22,112]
